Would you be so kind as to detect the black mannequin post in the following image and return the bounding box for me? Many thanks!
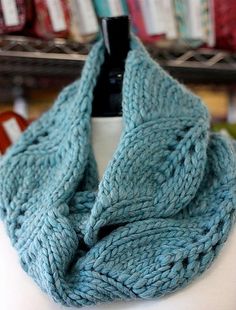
[92,16,130,117]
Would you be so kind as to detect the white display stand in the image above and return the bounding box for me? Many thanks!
[0,117,236,310]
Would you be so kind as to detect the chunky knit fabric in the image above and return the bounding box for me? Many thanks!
[0,38,236,308]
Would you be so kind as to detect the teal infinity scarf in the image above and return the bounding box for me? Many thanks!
[0,38,236,307]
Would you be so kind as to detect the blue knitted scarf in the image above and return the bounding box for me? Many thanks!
[0,38,236,307]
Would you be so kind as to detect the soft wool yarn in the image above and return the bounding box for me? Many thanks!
[0,38,236,308]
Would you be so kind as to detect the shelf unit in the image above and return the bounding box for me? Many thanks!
[1,35,236,101]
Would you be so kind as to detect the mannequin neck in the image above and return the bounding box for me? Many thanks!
[91,117,123,180]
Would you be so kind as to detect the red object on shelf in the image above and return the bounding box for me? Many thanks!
[0,111,28,155]
[0,0,28,34]
[33,0,70,39]
[127,0,163,43]
[214,0,236,51]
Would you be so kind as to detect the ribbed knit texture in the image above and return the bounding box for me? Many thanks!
[0,37,236,307]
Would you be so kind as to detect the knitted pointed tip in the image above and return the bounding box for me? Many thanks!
[123,40,210,129]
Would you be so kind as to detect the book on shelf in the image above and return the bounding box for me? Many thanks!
[93,0,129,17]
[162,0,178,40]
[139,0,166,36]
[174,0,215,47]
[69,0,98,43]
[138,0,177,40]
[127,0,163,43]
[202,0,215,47]
[33,0,70,39]
[0,0,28,34]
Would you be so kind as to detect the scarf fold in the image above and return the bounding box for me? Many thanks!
[0,37,236,307]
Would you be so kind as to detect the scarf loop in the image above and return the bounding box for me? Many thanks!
[0,38,236,307]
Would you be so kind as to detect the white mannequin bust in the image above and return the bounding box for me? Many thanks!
[0,117,236,310]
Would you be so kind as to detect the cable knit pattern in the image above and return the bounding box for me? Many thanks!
[0,37,236,307]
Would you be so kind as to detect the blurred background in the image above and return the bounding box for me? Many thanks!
[0,0,236,154]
